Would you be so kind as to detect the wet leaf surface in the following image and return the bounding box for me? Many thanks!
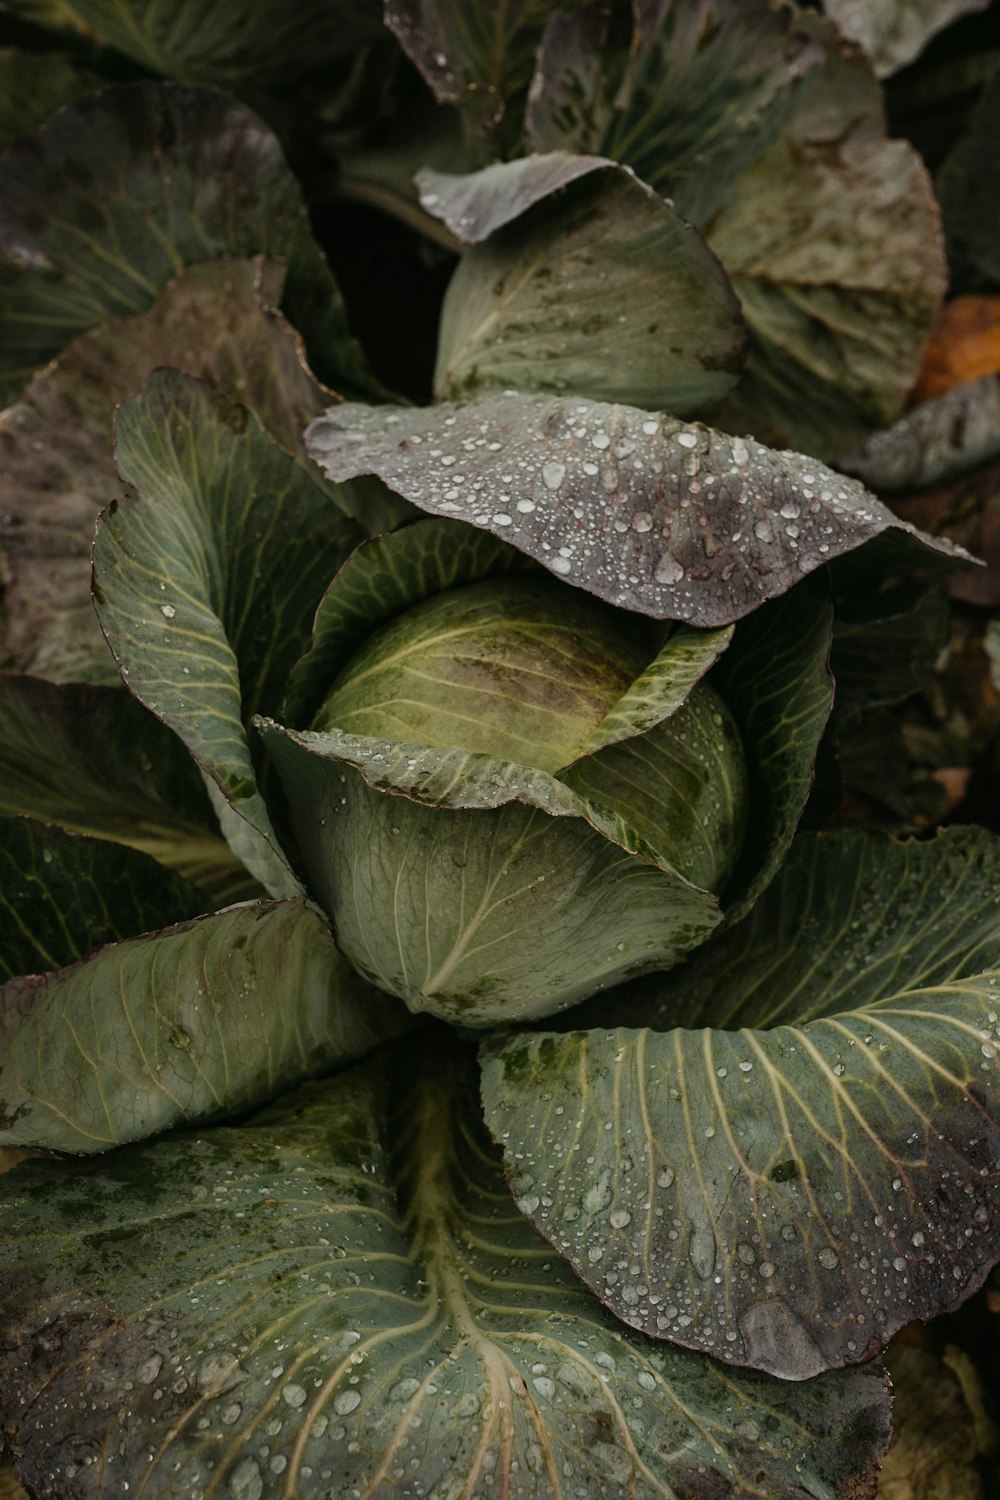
[481,828,1000,1379]
[306,392,965,625]
[0,1039,892,1499]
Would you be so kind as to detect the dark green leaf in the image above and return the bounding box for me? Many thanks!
[0,1041,892,1498]
[830,587,950,715]
[0,816,204,982]
[0,81,378,402]
[94,371,365,897]
[0,49,105,152]
[481,828,1000,1379]
[46,0,385,92]
[0,675,255,906]
[425,155,746,412]
[306,393,966,625]
[0,897,404,1152]
[879,1341,990,1497]
[0,257,348,685]
[258,721,722,1026]
[526,0,825,222]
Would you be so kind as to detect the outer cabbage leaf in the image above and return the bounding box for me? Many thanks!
[0,257,345,686]
[481,828,1000,1379]
[0,897,404,1152]
[0,49,105,151]
[0,676,256,906]
[823,0,990,77]
[0,81,378,402]
[0,1041,892,1499]
[0,817,204,982]
[93,372,365,898]
[306,392,967,626]
[423,154,746,412]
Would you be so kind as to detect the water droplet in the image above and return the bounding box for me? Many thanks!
[517,1195,540,1215]
[591,432,610,450]
[676,432,697,450]
[533,1376,556,1400]
[610,1208,632,1229]
[334,1389,361,1416]
[551,557,572,575]
[657,1168,675,1189]
[542,461,565,490]
[689,1222,717,1279]
[160,604,176,619]
[282,1383,307,1409]
[228,1457,263,1500]
[631,511,653,533]
[758,1261,776,1279]
[818,1247,839,1270]
[654,553,684,585]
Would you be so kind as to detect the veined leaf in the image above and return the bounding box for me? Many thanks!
[305,392,967,626]
[42,0,385,91]
[0,1040,892,1499]
[0,816,204,982]
[0,676,256,907]
[481,828,1000,1380]
[0,81,378,402]
[0,897,405,1152]
[257,721,722,1026]
[424,154,746,412]
[0,257,346,686]
[94,371,365,898]
[0,49,105,152]
[840,374,1000,494]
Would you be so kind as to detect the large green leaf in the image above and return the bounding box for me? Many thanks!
[0,897,404,1152]
[258,721,722,1026]
[702,25,946,458]
[481,829,1000,1380]
[424,154,746,412]
[0,257,346,686]
[0,1040,892,1498]
[0,81,377,402]
[0,675,255,906]
[524,4,946,458]
[41,0,384,91]
[525,0,825,222]
[306,392,965,626]
[0,816,204,982]
[94,371,365,898]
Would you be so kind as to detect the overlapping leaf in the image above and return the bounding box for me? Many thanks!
[0,897,403,1152]
[94,371,364,897]
[0,1041,892,1499]
[0,676,255,905]
[306,392,964,625]
[39,0,385,91]
[0,257,342,685]
[424,154,746,412]
[257,722,722,1026]
[840,375,1000,494]
[0,817,204,982]
[936,65,1000,290]
[523,4,946,457]
[481,828,1000,1380]
[0,81,377,402]
[879,1342,992,1497]
[0,49,104,151]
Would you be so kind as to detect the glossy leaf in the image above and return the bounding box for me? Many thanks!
[0,816,204,982]
[0,81,376,402]
[0,897,403,1152]
[481,828,1000,1379]
[428,155,746,413]
[0,257,342,686]
[94,371,365,898]
[258,720,722,1026]
[306,392,965,625]
[0,675,256,906]
[0,1041,892,1499]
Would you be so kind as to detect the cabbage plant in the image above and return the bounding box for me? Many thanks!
[2,3,1000,1499]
